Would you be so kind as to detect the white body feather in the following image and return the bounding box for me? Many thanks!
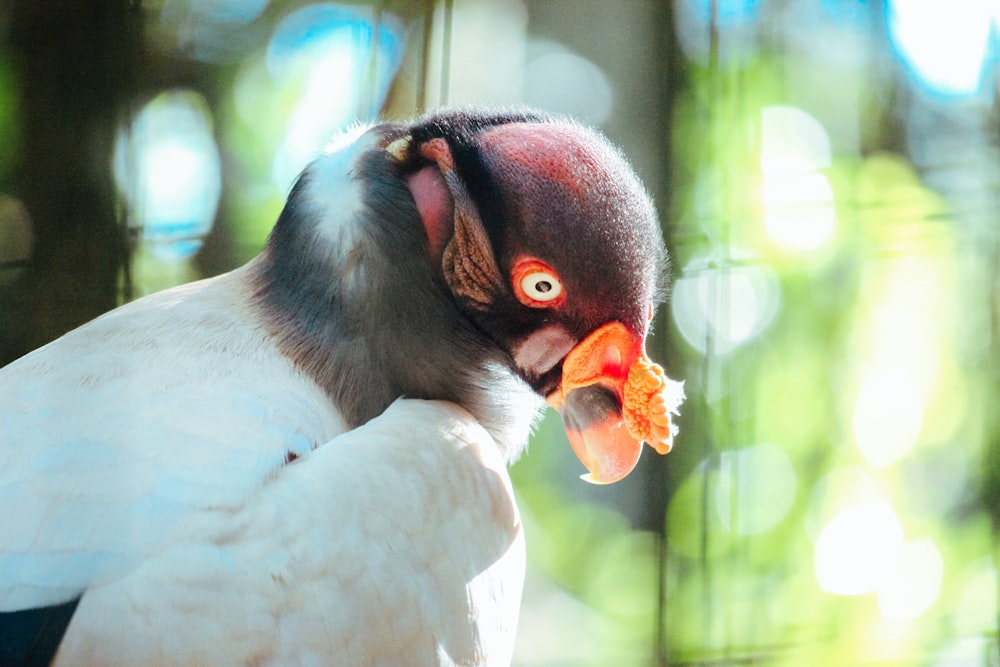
[52,400,524,667]
[0,265,344,611]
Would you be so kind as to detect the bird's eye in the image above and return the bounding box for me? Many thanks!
[512,257,566,308]
[521,272,561,301]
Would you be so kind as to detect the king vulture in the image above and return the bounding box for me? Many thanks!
[0,108,684,666]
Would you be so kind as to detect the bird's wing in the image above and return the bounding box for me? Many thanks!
[54,399,525,667]
[0,269,344,612]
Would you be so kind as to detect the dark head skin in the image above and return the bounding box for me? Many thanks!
[252,108,667,460]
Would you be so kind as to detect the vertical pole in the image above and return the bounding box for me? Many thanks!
[0,0,141,365]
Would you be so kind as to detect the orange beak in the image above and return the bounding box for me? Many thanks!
[547,322,685,484]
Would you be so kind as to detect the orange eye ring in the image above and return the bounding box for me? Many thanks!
[511,257,566,308]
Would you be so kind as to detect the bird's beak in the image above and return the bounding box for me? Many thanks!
[547,322,685,484]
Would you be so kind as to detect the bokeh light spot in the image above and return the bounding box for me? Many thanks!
[715,443,797,535]
[877,538,944,620]
[852,367,924,468]
[805,466,887,542]
[672,249,781,355]
[888,0,993,96]
[761,106,831,175]
[814,502,904,596]
[850,255,950,468]
[760,106,836,251]
[523,41,613,126]
[113,90,221,260]
[265,4,405,192]
[762,172,836,251]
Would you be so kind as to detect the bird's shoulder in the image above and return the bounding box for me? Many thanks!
[55,399,525,667]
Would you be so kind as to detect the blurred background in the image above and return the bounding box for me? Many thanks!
[1,0,998,665]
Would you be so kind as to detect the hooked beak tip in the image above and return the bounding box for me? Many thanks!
[554,321,685,484]
[560,384,643,484]
[580,471,620,485]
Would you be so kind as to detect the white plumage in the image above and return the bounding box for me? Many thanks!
[1,265,341,607]
[56,401,523,666]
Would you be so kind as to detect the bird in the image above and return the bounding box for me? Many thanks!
[0,107,684,666]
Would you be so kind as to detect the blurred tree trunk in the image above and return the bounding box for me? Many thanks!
[0,0,141,365]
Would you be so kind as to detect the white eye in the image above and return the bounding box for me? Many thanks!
[520,271,563,302]
[511,257,566,308]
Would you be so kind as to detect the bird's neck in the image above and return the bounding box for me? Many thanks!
[248,157,541,462]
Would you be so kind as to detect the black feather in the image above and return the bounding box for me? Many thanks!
[0,597,81,667]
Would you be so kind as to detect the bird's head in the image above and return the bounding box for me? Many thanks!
[257,107,683,484]
[376,109,685,483]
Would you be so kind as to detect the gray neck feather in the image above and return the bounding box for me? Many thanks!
[251,149,541,461]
